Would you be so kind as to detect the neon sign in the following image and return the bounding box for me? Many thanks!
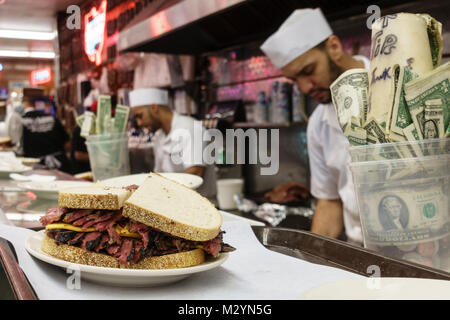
[30,68,52,86]
[84,0,107,66]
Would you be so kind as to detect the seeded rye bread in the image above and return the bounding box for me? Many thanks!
[41,235,205,269]
[58,186,133,210]
[123,173,222,242]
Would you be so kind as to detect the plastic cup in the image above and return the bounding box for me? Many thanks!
[349,138,450,272]
[216,179,244,210]
[86,132,130,182]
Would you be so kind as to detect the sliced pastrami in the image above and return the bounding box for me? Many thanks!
[62,209,94,223]
[81,212,114,230]
[72,213,99,227]
[202,234,223,257]
[55,231,77,243]
[130,240,144,264]
[81,232,102,251]
[105,244,121,256]
[40,207,68,226]
[67,233,85,245]
[94,234,110,253]
[117,239,134,265]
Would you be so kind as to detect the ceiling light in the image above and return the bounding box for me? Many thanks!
[0,50,55,59]
[0,29,56,40]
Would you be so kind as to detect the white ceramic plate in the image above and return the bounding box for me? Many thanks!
[0,166,32,179]
[25,230,228,287]
[101,172,203,189]
[301,277,450,300]
[17,180,93,200]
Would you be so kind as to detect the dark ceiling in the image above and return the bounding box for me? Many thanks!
[122,0,426,56]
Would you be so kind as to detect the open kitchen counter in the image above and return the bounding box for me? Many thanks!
[1,221,449,300]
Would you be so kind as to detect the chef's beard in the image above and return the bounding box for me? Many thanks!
[310,54,343,104]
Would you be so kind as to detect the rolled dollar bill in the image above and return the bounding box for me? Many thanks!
[368,13,441,124]
[113,105,130,133]
[331,68,369,130]
[75,114,85,128]
[405,61,450,136]
[80,111,96,138]
[387,65,419,138]
[96,95,111,134]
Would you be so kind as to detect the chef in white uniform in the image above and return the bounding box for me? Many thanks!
[260,8,370,244]
[129,88,216,200]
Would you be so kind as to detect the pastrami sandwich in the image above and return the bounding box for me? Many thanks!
[40,174,235,269]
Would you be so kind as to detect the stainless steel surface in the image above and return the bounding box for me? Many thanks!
[118,0,245,53]
[252,226,450,280]
[0,237,37,300]
[0,169,79,230]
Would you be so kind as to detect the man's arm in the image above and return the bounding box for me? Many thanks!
[310,198,344,239]
[74,151,90,162]
[183,165,205,177]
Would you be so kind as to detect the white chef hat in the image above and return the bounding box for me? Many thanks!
[260,8,333,69]
[129,88,169,108]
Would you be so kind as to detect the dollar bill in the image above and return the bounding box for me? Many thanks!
[331,68,369,131]
[80,111,96,138]
[388,65,419,136]
[403,123,423,157]
[410,107,425,140]
[104,114,113,134]
[359,181,450,246]
[388,131,406,142]
[363,117,389,143]
[367,134,379,145]
[418,13,443,68]
[405,61,450,134]
[96,95,112,134]
[424,98,445,138]
[403,123,420,141]
[76,114,85,128]
[113,105,130,133]
[345,125,367,146]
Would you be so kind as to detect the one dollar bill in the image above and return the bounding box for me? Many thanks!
[113,105,130,133]
[405,61,450,136]
[331,68,369,131]
[96,95,112,134]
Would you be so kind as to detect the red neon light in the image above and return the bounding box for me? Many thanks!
[30,68,52,86]
[84,0,107,66]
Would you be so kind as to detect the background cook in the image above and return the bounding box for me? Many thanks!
[261,8,370,245]
[129,88,217,200]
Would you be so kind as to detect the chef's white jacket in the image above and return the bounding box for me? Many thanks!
[152,112,217,199]
[307,55,370,244]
